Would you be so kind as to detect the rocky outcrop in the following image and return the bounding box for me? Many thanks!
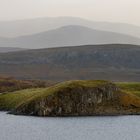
[13,80,140,116]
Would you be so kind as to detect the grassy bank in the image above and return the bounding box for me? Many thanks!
[0,80,113,111]
[0,81,140,115]
[0,88,48,110]
[117,82,140,97]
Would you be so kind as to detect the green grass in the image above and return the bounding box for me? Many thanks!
[13,80,140,116]
[0,88,48,110]
[0,80,112,111]
[0,80,140,112]
[117,82,140,97]
[0,80,140,116]
[0,78,38,93]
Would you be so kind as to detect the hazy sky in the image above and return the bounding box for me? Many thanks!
[0,0,140,25]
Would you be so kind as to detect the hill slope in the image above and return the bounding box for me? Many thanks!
[0,88,46,111]
[0,17,140,38]
[0,76,55,93]
[9,80,140,116]
[0,47,26,53]
[0,44,139,81]
[0,77,38,93]
[1,25,140,49]
[117,83,140,97]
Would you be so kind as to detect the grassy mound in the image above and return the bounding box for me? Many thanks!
[117,82,140,97]
[0,88,48,111]
[0,80,111,110]
[0,80,140,116]
[12,80,140,116]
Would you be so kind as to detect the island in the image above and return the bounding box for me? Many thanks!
[0,77,140,116]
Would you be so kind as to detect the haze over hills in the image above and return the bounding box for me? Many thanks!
[0,17,140,38]
[0,17,139,81]
[0,47,26,53]
[1,25,140,49]
[0,44,139,81]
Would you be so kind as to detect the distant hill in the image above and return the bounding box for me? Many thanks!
[0,77,43,93]
[1,25,140,49]
[0,44,139,81]
[0,47,26,53]
[0,17,140,38]
[0,76,56,94]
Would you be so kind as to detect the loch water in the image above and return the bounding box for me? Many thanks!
[0,112,140,140]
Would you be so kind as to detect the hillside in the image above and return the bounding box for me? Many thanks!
[1,26,140,49]
[6,80,140,116]
[0,76,56,93]
[117,83,140,97]
[0,88,46,111]
[0,47,26,53]
[0,17,140,38]
[0,44,139,81]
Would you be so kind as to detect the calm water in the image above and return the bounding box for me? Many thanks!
[0,112,140,140]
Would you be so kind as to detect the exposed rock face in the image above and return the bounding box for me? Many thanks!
[13,80,140,116]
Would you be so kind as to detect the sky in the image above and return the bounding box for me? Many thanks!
[0,0,140,25]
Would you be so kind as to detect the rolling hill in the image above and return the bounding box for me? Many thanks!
[0,44,139,81]
[0,25,140,49]
[0,47,26,53]
[0,17,140,38]
[4,80,140,116]
[0,76,55,93]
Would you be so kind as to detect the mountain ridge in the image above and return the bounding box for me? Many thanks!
[0,16,140,38]
[0,25,140,49]
[0,47,26,53]
[0,44,139,81]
